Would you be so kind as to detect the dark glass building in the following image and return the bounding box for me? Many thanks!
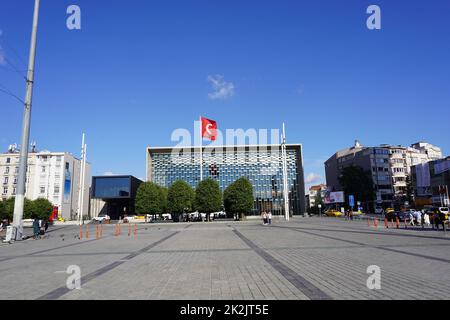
[146,144,305,215]
[91,175,142,219]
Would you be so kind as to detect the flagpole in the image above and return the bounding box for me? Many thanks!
[199,116,203,181]
[282,123,290,221]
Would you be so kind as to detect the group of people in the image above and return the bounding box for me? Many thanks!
[32,218,49,239]
[407,210,430,226]
[261,211,272,225]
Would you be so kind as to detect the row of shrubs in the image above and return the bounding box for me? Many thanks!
[0,197,54,221]
[135,177,254,221]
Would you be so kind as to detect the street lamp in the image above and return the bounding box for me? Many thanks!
[318,204,322,218]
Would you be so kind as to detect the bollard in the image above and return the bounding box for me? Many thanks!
[79,225,83,239]
[404,219,408,229]
[396,217,400,229]
[374,218,378,228]
[96,225,99,240]
[390,219,394,228]
[134,224,137,237]
[128,224,131,237]
[384,218,388,228]
[86,225,89,239]
[100,224,103,238]
[367,218,371,227]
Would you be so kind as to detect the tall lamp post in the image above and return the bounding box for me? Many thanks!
[11,0,40,241]
[318,204,322,218]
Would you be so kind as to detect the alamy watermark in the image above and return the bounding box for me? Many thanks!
[366,265,381,290]
[366,5,381,30]
[66,5,81,30]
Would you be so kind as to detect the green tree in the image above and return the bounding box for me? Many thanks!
[195,178,222,221]
[338,166,375,208]
[224,177,254,220]
[31,198,53,220]
[405,175,414,205]
[2,198,14,221]
[160,187,168,213]
[23,198,35,219]
[1,198,34,221]
[168,180,195,221]
[0,200,6,220]
[135,182,164,216]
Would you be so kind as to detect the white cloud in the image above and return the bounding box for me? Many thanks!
[207,74,235,100]
[103,171,116,176]
[305,172,322,184]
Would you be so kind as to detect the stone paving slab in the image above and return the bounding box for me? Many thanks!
[0,217,449,300]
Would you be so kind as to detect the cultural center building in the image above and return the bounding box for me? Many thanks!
[146,144,306,216]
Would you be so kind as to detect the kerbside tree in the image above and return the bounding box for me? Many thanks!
[224,177,254,221]
[195,178,222,222]
[32,198,53,220]
[168,180,195,222]
[135,182,165,216]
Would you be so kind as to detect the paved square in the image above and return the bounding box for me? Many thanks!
[1,217,449,300]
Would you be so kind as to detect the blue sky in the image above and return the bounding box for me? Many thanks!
[1,0,449,188]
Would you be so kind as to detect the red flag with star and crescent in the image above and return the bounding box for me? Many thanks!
[201,117,217,141]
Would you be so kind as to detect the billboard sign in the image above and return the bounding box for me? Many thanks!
[324,191,345,204]
[349,195,355,207]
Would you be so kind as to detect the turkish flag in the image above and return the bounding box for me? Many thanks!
[201,117,217,141]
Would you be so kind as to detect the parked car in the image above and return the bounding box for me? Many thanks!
[93,213,110,223]
[325,209,342,217]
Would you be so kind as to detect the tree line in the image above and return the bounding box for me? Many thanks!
[0,198,54,221]
[135,177,254,221]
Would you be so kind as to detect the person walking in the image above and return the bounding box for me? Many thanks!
[32,218,40,239]
[262,211,268,225]
[268,211,272,225]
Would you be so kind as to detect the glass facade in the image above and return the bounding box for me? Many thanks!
[148,145,305,215]
[93,177,131,198]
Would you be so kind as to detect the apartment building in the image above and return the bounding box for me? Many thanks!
[0,145,91,220]
[325,140,442,208]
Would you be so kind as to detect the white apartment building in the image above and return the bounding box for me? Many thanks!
[308,184,327,208]
[0,146,91,221]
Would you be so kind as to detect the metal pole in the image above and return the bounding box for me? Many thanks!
[80,143,87,222]
[199,117,203,181]
[282,123,290,221]
[76,134,85,225]
[12,0,40,241]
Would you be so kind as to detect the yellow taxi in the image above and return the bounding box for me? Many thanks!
[325,209,343,217]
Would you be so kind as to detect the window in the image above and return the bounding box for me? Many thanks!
[12,187,16,195]
[3,177,8,185]
[40,186,45,194]
[54,186,60,194]
[41,166,46,173]
[6,157,11,164]
[13,177,17,184]
[2,187,7,195]
[5,167,9,174]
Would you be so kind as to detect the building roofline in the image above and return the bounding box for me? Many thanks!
[147,143,302,151]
